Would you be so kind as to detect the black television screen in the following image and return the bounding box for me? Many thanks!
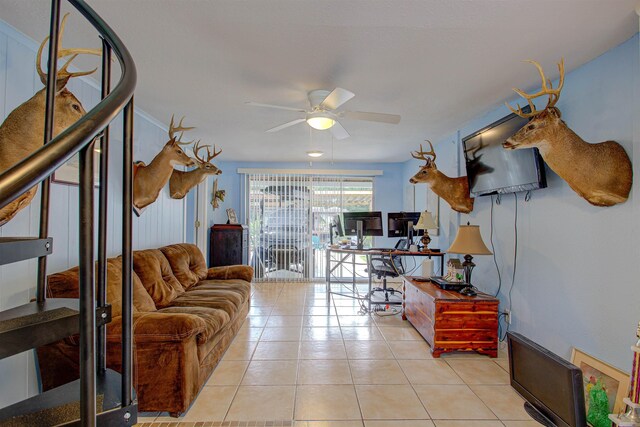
[387,212,425,238]
[463,108,547,197]
[343,211,383,237]
[508,332,586,427]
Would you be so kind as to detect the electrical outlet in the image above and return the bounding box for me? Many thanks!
[504,310,511,325]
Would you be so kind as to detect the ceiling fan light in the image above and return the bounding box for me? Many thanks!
[307,150,324,158]
[307,116,335,130]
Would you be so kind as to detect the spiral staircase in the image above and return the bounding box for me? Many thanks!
[0,0,137,425]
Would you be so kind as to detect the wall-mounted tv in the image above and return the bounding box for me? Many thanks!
[462,107,547,197]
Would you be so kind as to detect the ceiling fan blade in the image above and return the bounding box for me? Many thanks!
[320,87,355,110]
[343,110,401,124]
[245,101,306,113]
[330,121,350,140]
[266,118,306,133]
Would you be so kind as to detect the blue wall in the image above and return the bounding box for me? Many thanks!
[402,34,640,371]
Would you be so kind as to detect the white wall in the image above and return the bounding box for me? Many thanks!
[403,33,640,371]
[0,20,187,407]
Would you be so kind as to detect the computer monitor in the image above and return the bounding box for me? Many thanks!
[332,214,345,237]
[342,211,384,237]
[329,214,345,245]
[508,332,586,427]
[387,212,425,238]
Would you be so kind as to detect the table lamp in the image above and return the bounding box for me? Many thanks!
[414,210,437,251]
[447,222,492,296]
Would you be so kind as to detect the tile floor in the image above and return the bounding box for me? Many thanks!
[136,282,536,427]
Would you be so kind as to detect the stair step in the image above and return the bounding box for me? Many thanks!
[0,369,137,426]
[0,299,78,360]
[0,237,53,266]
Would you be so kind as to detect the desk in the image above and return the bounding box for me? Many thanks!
[325,247,446,313]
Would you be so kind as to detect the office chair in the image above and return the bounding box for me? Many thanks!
[369,239,407,303]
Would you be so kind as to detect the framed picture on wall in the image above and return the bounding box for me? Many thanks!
[426,187,440,236]
[52,142,101,187]
[571,347,630,416]
[226,208,238,224]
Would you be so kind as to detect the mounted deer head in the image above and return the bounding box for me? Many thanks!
[133,115,196,210]
[503,59,631,206]
[169,141,223,199]
[0,13,100,227]
[409,141,474,214]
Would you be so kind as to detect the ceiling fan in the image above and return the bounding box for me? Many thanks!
[246,87,401,140]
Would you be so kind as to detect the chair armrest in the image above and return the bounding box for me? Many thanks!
[207,265,254,282]
[107,312,206,343]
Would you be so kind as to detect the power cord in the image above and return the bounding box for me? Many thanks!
[499,192,519,341]
[490,195,502,298]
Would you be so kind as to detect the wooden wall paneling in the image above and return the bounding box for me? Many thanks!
[48,184,70,273]
[0,32,7,124]
[0,32,35,406]
[0,22,190,405]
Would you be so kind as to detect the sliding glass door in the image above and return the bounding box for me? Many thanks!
[245,173,373,282]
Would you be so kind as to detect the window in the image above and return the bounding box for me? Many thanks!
[245,173,374,282]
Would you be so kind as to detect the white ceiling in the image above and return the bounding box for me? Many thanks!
[0,0,637,163]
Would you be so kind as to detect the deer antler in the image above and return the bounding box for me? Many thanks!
[36,13,102,88]
[411,140,436,163]
[506,59,565,118]
[169,114,196,145]
[193,141,222,164]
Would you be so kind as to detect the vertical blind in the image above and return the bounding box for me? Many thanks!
[244,173,373,282]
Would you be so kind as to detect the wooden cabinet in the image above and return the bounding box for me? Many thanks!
[402,276,499,358]
[209,224,249,267]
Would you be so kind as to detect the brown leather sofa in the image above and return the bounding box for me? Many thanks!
[37,243,253,416]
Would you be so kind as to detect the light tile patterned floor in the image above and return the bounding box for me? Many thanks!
[136,282,534,427]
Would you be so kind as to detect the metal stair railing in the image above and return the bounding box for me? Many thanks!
[0,0,137,425]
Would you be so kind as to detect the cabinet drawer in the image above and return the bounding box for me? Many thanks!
[437,313,498,330]
[438,301,498,314]
[435,329,497,343]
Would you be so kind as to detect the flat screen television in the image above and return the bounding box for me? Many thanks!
[508,332,586,427]
[343,211,383,237]
[387,212,425,238]
[463,107,547,197]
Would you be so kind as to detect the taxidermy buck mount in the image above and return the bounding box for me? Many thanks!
[503,59,632,207]
[0,13,100,227]
[169,141,222,199]
[133,115,196,211]
[409,141,474,214]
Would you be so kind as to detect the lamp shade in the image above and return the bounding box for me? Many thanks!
[447,224,492,255]
[306,113,336,130]
[414,210,437,230]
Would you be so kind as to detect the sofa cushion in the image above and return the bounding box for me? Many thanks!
[46,259,156,317]
[192,279,251,304]
[207,265,254,283]
[107,258,156,317]
[170,289,245,318]
[133,249,184,308]
[159,243,207,290]
[156,306,230,345]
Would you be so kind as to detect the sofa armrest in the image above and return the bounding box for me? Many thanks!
[207,265,253,282]
[107,312,206,343]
